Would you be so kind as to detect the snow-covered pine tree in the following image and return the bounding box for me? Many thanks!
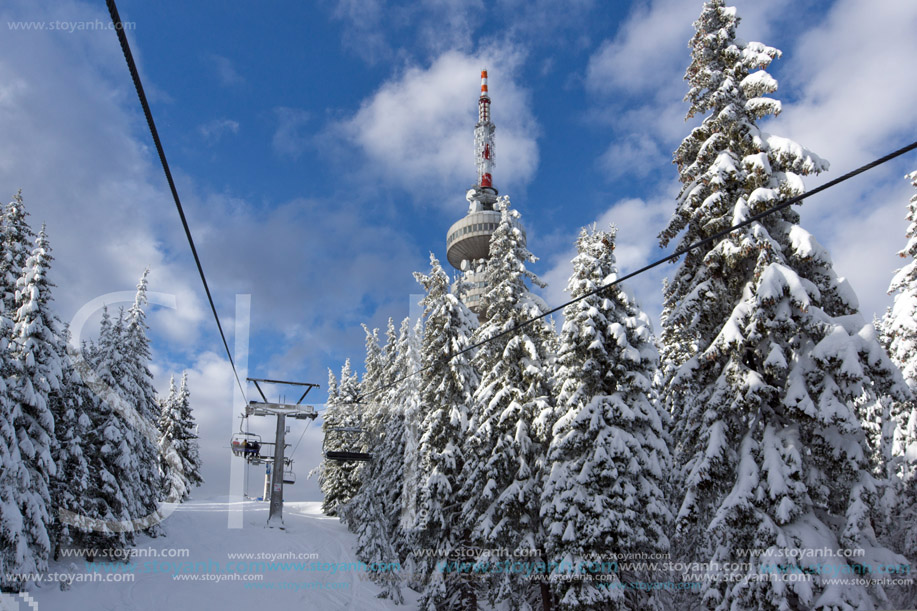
[341,323,388,532]
[411,253,480,611]
[158,373,203,502]
[175,372,203,493]
[1,191,35,312]
[354,320,396,489]
[7,226,64,578]
[0,194,30,590]
[345,317,423,603]
[880,170,917,562]
[382,318,398,389]
[0,198,72,587]
[49,336,94,559]
[659,2,911,608]
[318,368,340,514]
[460,196,556,610]
[319,360,363,516]
[0,306,28,592]
[71,307,134,548]
[542,225,671,611]
[399,317,424,547]
[157,377,179,497]
[80,306,142,550]
[119,270,163,533]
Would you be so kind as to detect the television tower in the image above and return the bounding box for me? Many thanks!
[445,69,525,314]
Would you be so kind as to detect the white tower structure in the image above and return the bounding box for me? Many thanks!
[446,70,525,314]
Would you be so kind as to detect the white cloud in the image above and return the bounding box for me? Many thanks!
[414,0,483,56]
[205,53,244,87]
[496,0,595,41]
[198,118,239,143]
[336,48,538,203]
[272,107,311,159]
[332,0,403,63]
[331,0,596,65]
[331,0,482,63]
[582,0,698,186]
[598,134,662,180]
[769,0,917,174]
[585,0,696,97]
[828,179,915,319]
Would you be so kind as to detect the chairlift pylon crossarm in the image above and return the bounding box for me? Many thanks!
[246,401,318,419]
[246,377,320,405]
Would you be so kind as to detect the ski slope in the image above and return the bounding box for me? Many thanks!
[27,498,419,610]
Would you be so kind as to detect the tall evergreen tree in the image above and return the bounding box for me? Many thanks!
[7,227,63,576]
[1,192,35,311]
[460,197,556,610]
[0,196,64,588]
[176,372,203,492]
[75,306,134,552]
[80,271,165,544]
[342,323,389,538]
[344,317,421,603]
[343,321,395,547]
[542,226,671,610]
[158,372,203,502]
[0,207,28,589]
[398,317,424,545]
[411,254,480,611]
[120,270,163,532]
[49,345,95,559]
[880,170,917,562]
[158,376,180,498]
[361,323,386,397]
[319,360,363,516]
[659,2,910,608]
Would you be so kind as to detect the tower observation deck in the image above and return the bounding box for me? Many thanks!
[446,70,525,314]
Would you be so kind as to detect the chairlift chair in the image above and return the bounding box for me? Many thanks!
[231,432,262,458]
[323,426,372,462]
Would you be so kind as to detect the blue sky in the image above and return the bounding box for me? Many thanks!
[2,0,916,500]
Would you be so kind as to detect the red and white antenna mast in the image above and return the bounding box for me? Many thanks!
[474,69,496,194]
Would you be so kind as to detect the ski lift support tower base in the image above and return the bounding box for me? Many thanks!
[245,378,318,528]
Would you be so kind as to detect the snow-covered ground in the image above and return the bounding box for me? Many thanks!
[25,498,419,610]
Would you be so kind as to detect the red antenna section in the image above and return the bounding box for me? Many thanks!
[476,68,495,190]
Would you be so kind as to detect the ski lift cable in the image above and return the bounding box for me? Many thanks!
[106,0,247,404]
[351,139,917,404]
[290,416,314,455]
